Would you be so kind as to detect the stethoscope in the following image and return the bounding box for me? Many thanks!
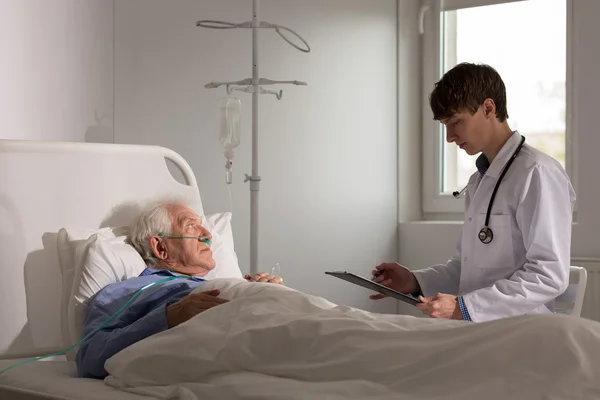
[453,136,526,244]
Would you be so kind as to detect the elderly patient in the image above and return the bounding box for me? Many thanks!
[76,199,282,379]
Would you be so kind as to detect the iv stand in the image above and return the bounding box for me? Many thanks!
[197,0,310,275]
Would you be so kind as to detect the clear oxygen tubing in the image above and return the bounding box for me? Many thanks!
[0,235,213,376]
[156,233,211,244]
[0,276,189,376]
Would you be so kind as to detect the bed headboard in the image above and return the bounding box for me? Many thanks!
[0,139,203,359]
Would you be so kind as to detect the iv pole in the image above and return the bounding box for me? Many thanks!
[197,0,310,275]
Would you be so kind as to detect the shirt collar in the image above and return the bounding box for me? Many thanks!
[138,267,205,282]
[476,131,522,178]
[475,153,490,176]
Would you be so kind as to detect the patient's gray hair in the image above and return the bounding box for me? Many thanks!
[129,197,188,262]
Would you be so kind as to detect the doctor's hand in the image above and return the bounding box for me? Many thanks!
[166,290,229,328]
[245,272,285,285]
[369,262,420,300]
[416,293,463,320]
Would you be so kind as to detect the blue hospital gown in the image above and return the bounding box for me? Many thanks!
[75,268,205,379]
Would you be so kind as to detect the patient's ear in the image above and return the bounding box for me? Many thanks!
[150,236,168,260]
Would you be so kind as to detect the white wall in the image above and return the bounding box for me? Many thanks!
[397,0,600,316]
[0,0,113,142]
[397,0,422,223]
[115,0,398,313]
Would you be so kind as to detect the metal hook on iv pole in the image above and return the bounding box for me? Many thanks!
[226,84,284,100]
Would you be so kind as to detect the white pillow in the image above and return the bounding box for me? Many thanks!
[57,212,242,354]
[68,231,147,351]
[57,226,119,349]
[201,212,241,280]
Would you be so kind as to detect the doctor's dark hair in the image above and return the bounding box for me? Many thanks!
[429,62,509,122]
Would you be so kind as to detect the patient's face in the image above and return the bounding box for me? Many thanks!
[162,205,216,276]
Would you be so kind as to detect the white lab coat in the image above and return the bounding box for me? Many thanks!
[413,131,576,322]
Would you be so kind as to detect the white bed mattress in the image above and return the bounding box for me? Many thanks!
[0,359,150,400]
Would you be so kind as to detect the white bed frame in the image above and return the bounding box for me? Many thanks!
[0,139,203,362]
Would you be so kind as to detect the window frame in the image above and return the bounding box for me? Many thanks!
[420,0,576,218]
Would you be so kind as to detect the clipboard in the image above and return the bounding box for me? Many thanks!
[325,271,420,306]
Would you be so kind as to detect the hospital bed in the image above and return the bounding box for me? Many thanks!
[0,139,202,399]
[2,139,600,400]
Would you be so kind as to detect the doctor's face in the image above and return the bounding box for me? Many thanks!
[441,106,491,156]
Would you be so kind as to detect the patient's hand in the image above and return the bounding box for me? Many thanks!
[167,290,229,328]
[245,272,284,285]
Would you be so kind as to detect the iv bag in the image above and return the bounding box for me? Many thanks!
[219,97,241,160]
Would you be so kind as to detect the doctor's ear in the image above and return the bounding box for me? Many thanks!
[482,99,496,119]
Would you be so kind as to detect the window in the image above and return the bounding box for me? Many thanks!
[421,0,572,215]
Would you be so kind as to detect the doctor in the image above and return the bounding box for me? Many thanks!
[371,62,576,322]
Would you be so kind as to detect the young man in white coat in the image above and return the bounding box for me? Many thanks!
[371,62,576,322]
